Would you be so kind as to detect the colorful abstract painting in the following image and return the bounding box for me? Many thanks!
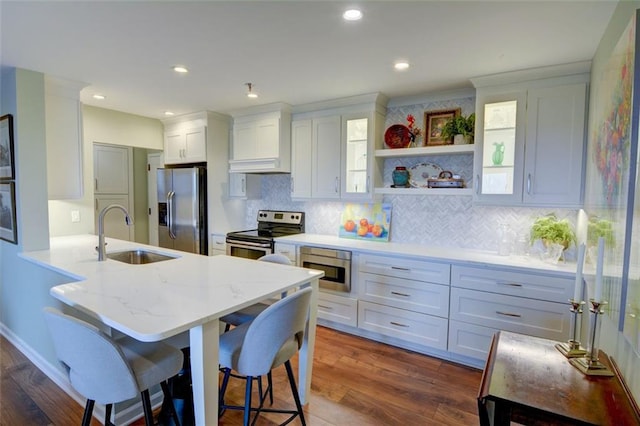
[589,17,635,208]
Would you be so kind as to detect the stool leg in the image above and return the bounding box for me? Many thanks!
[267,371,274,405]
[141,389,154,426]
[104,403,113,426]
[81,399,95,426]
[244,375,253,426]
[161,380,181,426]
[285,360,306,426]
[219,367,231,416]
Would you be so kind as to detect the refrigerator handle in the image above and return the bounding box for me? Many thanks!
[167,191,177,239]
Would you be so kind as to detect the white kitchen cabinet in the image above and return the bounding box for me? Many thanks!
[94,144,130,194]
[274,242,297,264]
[163,125,206,164]
[45,76,86,200]
[317,292,358,327]
[229,173,261,199]
[290,93,386,201]
[290,115,342,199]
[447,264,572,362]
[312,115,343,199]
[229,105,292,173]
[357,253,450,350]
[358,301,449,350]
[210,233,226,256]
[472,70,588,207]
[290,119,313,198]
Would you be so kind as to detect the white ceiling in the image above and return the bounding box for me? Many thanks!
[1,1,617,119]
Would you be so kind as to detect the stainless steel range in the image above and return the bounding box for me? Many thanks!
[226,210,305,260]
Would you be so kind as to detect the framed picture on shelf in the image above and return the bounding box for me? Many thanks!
[0,182,17,244]
[0,114,15,181]
[424,108,460,146]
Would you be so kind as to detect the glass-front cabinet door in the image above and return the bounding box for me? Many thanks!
[342,113,372,199]
[474,90,527,204]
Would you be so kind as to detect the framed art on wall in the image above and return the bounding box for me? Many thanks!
[0,182,17,244]
[424,108,460,146]
[0,114,15,181]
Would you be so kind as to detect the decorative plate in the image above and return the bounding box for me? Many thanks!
[384,124,412,149]
[409,163,443,188]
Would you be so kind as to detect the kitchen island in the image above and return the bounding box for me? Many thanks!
[21,235,324,426]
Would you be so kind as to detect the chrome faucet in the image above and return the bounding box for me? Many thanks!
[97,204,133,261]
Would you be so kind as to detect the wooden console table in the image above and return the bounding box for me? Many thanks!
[478,331,640,425]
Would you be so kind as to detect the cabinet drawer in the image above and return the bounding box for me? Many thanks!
[358,272,449,318]
[359,254,450,285]
[210,234,226,256]
[274,243,296,264]
[448,320,498,361]
[450,287,570,341]
[358,301,448,350]
[317,292,357,327]
[451,265,573,303]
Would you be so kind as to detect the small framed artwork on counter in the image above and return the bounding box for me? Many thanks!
[0,114,15,181]
[424,108,460,146]
[0,182,17,244]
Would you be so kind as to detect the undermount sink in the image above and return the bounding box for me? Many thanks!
[106,249,176,265]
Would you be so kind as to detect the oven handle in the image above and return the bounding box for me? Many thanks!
[226,240,272,249]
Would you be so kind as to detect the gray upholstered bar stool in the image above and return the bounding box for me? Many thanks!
[220,253,292,330]
[43,307,184,426]
[218,286,311,426]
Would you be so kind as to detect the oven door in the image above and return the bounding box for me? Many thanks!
[300,252,351,293]
[226,240,272,260]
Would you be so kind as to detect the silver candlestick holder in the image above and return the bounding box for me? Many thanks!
[569,299,614,377]
[555,299,587,358]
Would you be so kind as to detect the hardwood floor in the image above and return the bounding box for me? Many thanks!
[1,326,482,425]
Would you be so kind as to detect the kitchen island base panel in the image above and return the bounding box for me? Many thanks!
[189,320,219,426]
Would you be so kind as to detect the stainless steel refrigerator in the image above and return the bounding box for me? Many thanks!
[157,166,207,254]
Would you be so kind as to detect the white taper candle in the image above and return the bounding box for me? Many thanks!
[594,237,605,302]
[574,243,585,301]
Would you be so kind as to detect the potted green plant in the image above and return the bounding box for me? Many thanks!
[530,213,576,250]
[441,113,475,144]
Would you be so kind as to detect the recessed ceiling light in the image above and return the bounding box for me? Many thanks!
[164,111,175,116]
[343,9,363,21]
[394,61,410,71]
[173,66,188,73]
[92,94,106,100]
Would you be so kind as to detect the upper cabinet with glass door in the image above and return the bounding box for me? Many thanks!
[476,92,526,204]
[472,64,589,207]
[342,113,383,200]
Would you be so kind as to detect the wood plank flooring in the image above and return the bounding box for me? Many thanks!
[1,326,482,425]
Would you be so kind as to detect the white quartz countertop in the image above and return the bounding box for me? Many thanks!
[21,235,322,341]
[276,233,578,277]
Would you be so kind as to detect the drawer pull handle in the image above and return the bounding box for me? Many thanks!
[391,291,410,297]
[496,311,522,318]
[390,321,409,327]
[391,266,410,271]
[498,282,523,287]
[318,304,333,310]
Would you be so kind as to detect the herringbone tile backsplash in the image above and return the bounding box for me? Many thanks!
[245,174,577,253]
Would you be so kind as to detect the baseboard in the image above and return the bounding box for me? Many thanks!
[0,323,165,425]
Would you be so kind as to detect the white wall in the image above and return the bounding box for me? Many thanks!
[48,105,163,238]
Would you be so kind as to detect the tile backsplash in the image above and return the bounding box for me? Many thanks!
[245,174,577,253]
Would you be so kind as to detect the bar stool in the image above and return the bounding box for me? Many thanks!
[220,253,292,330]
[218,287,311,426]
[43,307,184,426]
